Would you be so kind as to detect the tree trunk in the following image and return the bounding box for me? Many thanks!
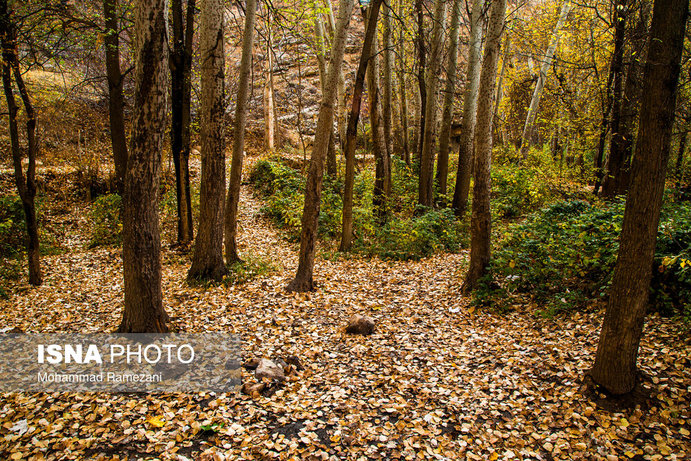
[397,0,410,164]
[600,0,629,197]
[224,0,257,264]
[314,11,338,177]
[264,12,276,151]
[492,36,511,144]
[675,129,687,180]
[381,2,394,158]
[340,0,382,252]
[590,0,688,394]
[118,0,169,332]
[103,0,128,195]
[188,0,227,282]
[462,0,507,292]
[415,0,426,165]
[418,0,447,207]
[451,0,485,215]
[435,0,463,201]
[169,0,195,244]
[287,0,355,292]
[0,4,41,286]
[519,0,571,154]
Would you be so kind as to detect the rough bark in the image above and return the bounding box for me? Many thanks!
[519,0,571,154]
[436,0,463,201]
[0,3,41,286]
[451,0,485,215]
[103,0,128,195]
[189,0,227,282]
[340,0,382,251]
[462,0,507,292]
[169,0,195,244]
[590,0,688,394]
[224,0,257,264]
[118,0,169,332]
[314,11,338,177]
[287,0,355,291]
[418,0,447,207]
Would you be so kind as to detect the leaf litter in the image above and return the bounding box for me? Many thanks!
[0,157,689,460]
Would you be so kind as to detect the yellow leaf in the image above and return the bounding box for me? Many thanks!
[624,451,635,458]
[147,416,165,428]
[489,453,499,461]
[509,260,516,269]
[619,418,629,428]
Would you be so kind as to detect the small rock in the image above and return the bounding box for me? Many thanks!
[242,358,260,370]
[345,314,375,335]
[255,358,285,381]
[241,382,266,397]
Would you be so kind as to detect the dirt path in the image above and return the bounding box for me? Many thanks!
[0,160,689,460]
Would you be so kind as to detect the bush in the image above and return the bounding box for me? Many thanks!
[88,193,122,248]
[475,199,691,318]
[0,195,25,258]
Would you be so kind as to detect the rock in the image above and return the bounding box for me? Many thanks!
[242,357,260,370]
[255,358,285,381]
[345,314,375,335]
[241,382,266,398]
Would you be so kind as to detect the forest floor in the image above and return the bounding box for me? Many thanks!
[0,155,690,460]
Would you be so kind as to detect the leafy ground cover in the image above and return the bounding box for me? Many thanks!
[0,156,689,460]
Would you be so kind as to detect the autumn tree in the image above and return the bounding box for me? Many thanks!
[287,0,355,291]
[463,0,507,292]
[224,0,257,264]
[0,0,41,286]
[188,0,227,281]
[118,0,169,332]
[590,0,688,395]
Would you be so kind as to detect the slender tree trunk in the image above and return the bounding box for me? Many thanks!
[600,0,630,197]
[103,0,128,195]
[590,0,688,394]
[520,0,571,154]
[0,4,41,286]
[415,0,426,165]
[675,129,687,180]
[451,0,485,215]
[397,0,410,164]
[340,0,382,251]
[264,12,276,151]
[381,2,394,158]
[436,0,463,201]
[418,0,447,207]
[118,0,169,332]
[314,11,338,177]
[189,0,227,281]
[492,36,511,144]
[322,0,347,149]
[223,0,257,264]
[170,0,195,244]
[462,0,507,292]
[287,0,355,292]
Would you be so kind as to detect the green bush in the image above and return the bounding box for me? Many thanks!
[0,195,25,258]
[475,199,691,318]
[88,193,122,248]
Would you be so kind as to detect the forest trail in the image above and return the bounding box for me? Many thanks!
[0,160,689,459]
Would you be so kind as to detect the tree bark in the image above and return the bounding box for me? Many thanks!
[435,0,463,201]
[118,0,169,332]
[264,12,277,151]
[189,0,227,282]
[169,0,195,244]
[224,0,257,264]
[675,129,687,180]
[519,0,571,154]
[287,0,355,291]
[314,11,338,177]
[340,0,382,252]
[590,0,688,394]
[397,0,410,164]
[0,3,41,286]
[415,0,426,165]
[418,0,447,207]
[381,2,394,158]
[462,0,507,292]
[451,0,485,215]
[103,0,128,195]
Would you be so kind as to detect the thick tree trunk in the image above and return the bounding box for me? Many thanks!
[418,0,447,207]
[1,6,41,286]
[118,0,169,332]
[436,0,463,201]
[224,0,257,264]
[451,0,485,215]
[189,0,227,282]
[600,0,629,197]
[519,0,571,154]
[169,0,195,244]
[340,0,382,252]
[462,0,507,292]
[287,0,355,291]
[103,0,128,195]
[590,0,688,394]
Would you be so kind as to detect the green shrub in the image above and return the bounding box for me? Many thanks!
[475,199,691,318]
[88,193,122,248]
[0,195,25,258]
